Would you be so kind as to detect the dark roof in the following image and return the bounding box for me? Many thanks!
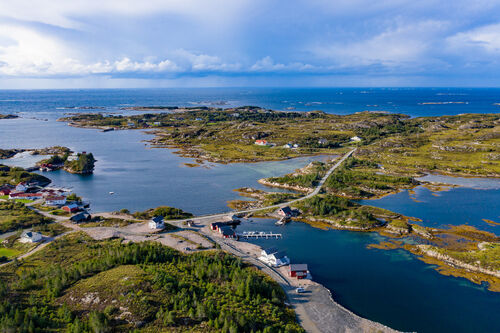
[270,251,287,259]
[219,226,235,236]
[280,206,292,214]
[152,216,164,223]
[70,211,91,222]
[262,247,278,256]
[290,264,308,271]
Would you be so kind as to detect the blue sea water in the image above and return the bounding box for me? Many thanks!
[0,88,499,332]
[1,87,500,117]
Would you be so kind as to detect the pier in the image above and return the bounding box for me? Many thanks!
[237,231,282,239]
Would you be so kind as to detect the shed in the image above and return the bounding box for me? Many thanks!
[289,264,309,279]
[20,231,42,243]
[149,216,165,229]
[70,211,92,223]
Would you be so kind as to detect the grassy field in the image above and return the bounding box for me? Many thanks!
[0,247,20,259]
[0,201,54,233]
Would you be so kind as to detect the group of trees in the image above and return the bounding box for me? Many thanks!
[132,206,193,220]
[64,153,96,174]
[324,158,413,198]
[0,233,303,332]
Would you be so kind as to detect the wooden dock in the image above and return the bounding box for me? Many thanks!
[237,231,282,239]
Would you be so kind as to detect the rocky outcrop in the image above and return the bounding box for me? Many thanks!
[417,245,500,278]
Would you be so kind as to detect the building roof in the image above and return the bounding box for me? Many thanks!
[64,203,79,209]
[46,196,66,201]
[280,206,292,214]
[21,231,41,239]
[290,264,308,271]
[152,216,164,223]
[70,211,91,221]
[262,247,278,256]
[219,226,235,236]
[270,251,287,260]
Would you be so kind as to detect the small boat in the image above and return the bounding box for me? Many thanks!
[109,191,114,195]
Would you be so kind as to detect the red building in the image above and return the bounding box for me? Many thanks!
[289,264,308,279]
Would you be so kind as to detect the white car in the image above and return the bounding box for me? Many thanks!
[296,287,306,293]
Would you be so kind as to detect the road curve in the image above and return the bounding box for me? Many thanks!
[174,148,357,222]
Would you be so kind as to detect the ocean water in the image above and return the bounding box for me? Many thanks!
[1,87,500,117]
[1,88,499,332]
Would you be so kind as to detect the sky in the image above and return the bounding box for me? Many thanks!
[1,0,500,88]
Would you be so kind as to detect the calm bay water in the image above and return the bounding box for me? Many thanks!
[236,219,500,333]
[1,88,499,332]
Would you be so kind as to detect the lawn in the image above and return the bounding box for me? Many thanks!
[0,247,20,258]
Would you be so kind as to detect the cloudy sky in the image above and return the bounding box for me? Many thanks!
[1,0,500,88]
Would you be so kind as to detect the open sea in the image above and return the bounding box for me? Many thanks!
[1,88,499,332]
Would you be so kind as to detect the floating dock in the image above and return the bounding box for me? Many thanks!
[237,231,282,239]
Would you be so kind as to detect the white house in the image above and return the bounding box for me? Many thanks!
[267,251,290,267]
[350,136,362,142]
[20,231,43,243]
[149,216,165,230]
[283,143,293,149]
[45,195,67,206]
[259,247,290,267]
[15,182,28,192]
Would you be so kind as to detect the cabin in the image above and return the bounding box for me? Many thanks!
[70,211,92,223]
[350,136,362,142]
[268,251,290,267]
[45,195,67,206]
[15,182,28,192]
[283,143,293,149]
[0,187,11,196]
[20,231,42,243]
[289,264,309,279]
[259,247,290,267]
[9,192,43,200]
[254,139,269,146]
[62,203,80,213]
[318,138,328,145]
[278,206,293,217]
[149,216,165,230]
[219,226,236,238]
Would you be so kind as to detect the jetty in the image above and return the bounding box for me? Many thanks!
[275,216,290,226]
[237,231,282,239]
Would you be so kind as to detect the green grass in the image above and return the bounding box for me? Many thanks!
[0,247,20,259]
[0,201,54,233]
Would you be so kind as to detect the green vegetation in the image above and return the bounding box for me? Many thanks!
[294,194,380,229]
[0,164,51,186]
[64,153,96,174]
[133,206,193,220]
[266,161,328,189]
[32,222,70,237]
[0,201,53,233]
[61,109,499,176]
[324,157,415,199]
[79,217,141,228]
[432,243,500,272]
[356,113,500,176]
[0,232,303,332]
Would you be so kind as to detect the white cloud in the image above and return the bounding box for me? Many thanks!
[313,20,448,68]
[448,22,500,53]
[250,56,315,72]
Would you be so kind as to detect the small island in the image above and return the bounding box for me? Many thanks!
[63,152,96,174]
[0,114,19,120]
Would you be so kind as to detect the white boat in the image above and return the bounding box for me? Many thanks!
[109,191,114,195]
